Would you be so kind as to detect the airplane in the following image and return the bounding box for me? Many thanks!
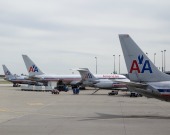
[2,65,35,87]
[119,34,170,102]
[22,55,129,89]
[76,68,129,90]
[22,55,81,87]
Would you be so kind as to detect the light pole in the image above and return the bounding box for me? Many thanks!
[164,50,166,72]
[95,57,97,74]
[113,55,115,74]
[154,53,156,65]
[161,51,163,72]
[119,55,120,74]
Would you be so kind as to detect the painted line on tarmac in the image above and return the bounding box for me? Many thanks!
[0,108,9,112]
[0,109,7,112]
[2,109,78,118]
[27,102,44,106]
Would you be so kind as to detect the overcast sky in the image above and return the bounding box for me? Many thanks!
[0,0,170,75]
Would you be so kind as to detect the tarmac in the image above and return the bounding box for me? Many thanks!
[0,84,170,135]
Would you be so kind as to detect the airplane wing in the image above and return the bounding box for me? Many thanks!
[122,82,158,98]
[123,81,148,88]
[114,81,148,91]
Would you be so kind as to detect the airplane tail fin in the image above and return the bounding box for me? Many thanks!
[119,34,170,82]
[2,65,15,80]
[76,68,97,82]
[22,55,44,76]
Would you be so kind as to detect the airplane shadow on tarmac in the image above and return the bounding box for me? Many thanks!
[80,113,170,121]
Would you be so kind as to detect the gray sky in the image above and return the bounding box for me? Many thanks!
[0,0,170,75]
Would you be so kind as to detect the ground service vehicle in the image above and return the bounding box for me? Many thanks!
[51,88,59,94]
[130,92,143,97]
[108,90,118,95]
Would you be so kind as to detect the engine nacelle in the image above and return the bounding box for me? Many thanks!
[83,81,94,86]
[94,82,127,89]
[94,82,113,89]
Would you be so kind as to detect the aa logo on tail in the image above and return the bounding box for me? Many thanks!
[29,65,39,72]
[83,73,92,79]
[130,55,152,73]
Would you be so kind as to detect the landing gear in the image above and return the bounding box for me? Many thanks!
[13,83,20,87]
